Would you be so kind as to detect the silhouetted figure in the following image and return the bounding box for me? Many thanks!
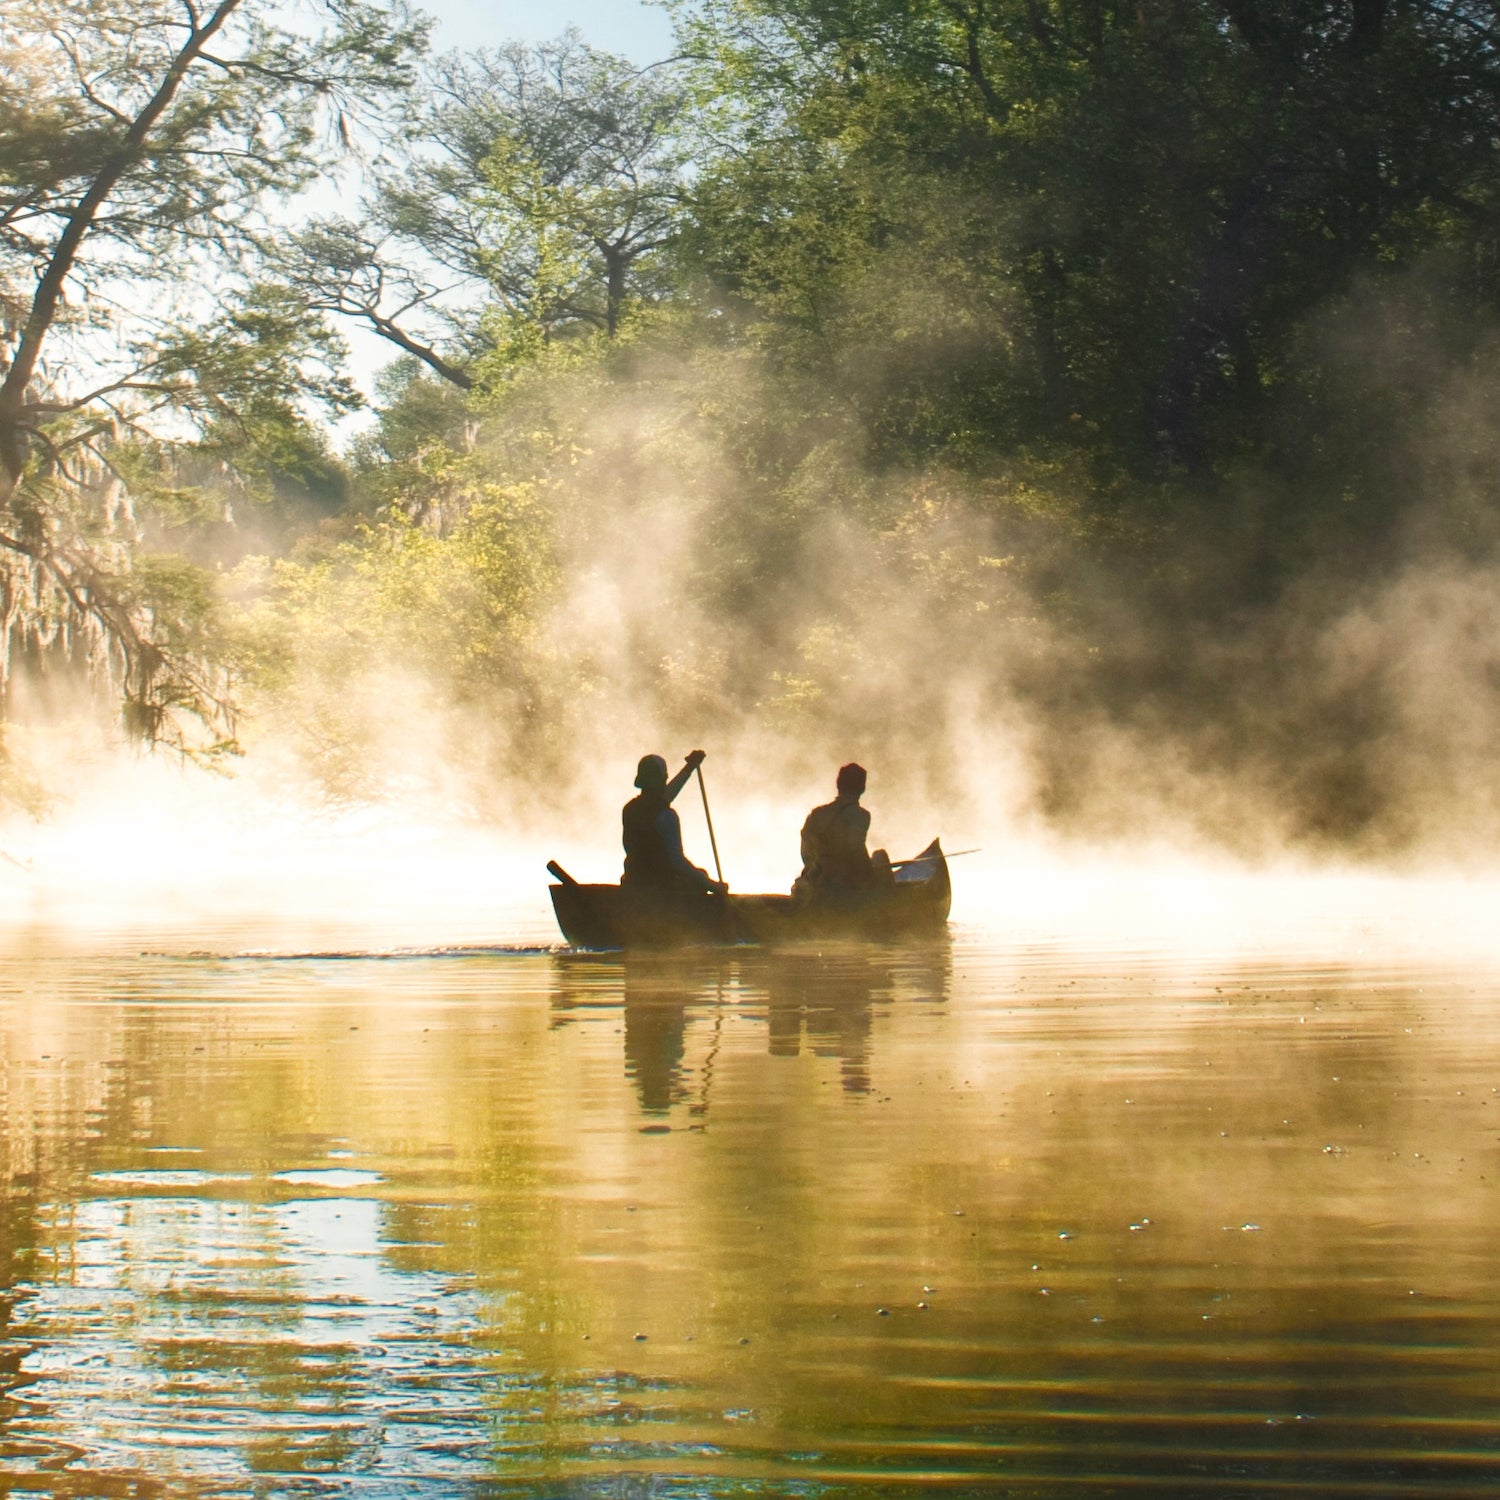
[623,973,690,1114]
[793,762,894,904]
[622,750,726,894]
[765,949,877,1093]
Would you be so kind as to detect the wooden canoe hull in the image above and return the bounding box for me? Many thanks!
[549,840,951,949]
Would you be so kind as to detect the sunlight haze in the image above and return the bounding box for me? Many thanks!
[4,3,1500,1490]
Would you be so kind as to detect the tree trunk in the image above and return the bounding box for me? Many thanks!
[605,250,629,337]
[0,0,243,509]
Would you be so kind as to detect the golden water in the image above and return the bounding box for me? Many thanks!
[1,927,1499,1496]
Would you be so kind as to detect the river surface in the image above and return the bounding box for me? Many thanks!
[2,914,1500,1497]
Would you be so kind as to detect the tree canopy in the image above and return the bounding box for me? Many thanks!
[0,0,421,750]
[276,32,693,392]
[8,0,1500,850]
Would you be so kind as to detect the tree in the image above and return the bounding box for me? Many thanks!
[278,32,692,390]
[678,0,1500,482]
[0,0,423,751]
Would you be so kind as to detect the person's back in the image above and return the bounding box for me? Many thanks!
[621,750,724,896]
[622,785,678,886]
[794,763,891,901]
[799,796,875,890]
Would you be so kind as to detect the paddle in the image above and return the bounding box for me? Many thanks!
[696,764,755,944]
[546,859,580,886]
[695,765,726,887]
[890,848,980,869]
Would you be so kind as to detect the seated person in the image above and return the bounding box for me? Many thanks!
[793,762,893,902]
[622,749,726,895]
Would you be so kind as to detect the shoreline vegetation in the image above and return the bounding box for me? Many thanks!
[4,0,1500,858]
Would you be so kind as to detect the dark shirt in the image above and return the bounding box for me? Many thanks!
[798,794,876,890]
[622,792,715,892]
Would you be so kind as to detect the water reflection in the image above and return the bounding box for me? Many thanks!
[0,941,1499,1494]
[550,943,952,1113]
[12,1190,491,1484]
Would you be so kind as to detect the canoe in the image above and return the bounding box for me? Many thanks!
[548,840,951,949]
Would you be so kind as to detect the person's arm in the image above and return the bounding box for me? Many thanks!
[663,748,706,806]
[657,806,721,892]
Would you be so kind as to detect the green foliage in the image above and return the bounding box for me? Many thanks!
[0,0,423,747]
[7,0,1500,849]
[0,721,52,818]
[274,32,693,390]
[258,0,1500,848]
[252,466,556,694]
[234,454,561,799]
[677,0,1500,495]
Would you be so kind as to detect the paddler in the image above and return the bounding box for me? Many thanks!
[622,750,727,895]
[792,762,894,903]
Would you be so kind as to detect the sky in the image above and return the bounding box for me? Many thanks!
[324,0,679,426]
[416,0,676,61]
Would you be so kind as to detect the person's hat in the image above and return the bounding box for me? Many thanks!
[635,754,668,789]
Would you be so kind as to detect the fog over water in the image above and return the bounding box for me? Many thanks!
[2,729,1499,962]
[12,369,1500,958]
[3,682,1500,1498]
[6,4,1500,1488]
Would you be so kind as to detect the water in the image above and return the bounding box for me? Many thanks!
[2,925,1500,1497]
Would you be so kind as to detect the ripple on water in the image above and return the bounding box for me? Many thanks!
[1,937,1500,1496]
[89,1170,253,1187]
[271,1170,385,1189]
[2,1194,497,1491]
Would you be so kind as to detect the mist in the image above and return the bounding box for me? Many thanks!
[8,0,1500,951]
[7,276,1500,954]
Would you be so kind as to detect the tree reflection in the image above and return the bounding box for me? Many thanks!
[3,948,1500,1496]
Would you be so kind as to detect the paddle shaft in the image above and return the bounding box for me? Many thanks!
[889,847,981,868]
[695,765,725,886]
